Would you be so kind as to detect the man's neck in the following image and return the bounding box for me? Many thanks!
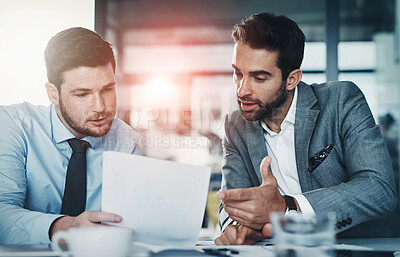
[263,90,295,134]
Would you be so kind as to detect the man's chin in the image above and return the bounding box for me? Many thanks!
[89,126,112,137]
[240,109,259,121]
[82,122,113,137]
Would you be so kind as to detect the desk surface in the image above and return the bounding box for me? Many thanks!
[0,238,399,257]
[336,238,400,252]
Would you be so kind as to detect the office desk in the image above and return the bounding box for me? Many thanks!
[1,238,399,257]
[336,238,400,252]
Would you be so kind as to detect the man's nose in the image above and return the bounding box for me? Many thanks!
[236,77,252,97]
[92,94,105,113]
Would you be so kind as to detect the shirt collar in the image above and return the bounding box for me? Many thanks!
[285,86,298,125]
[50,104,102,147]
[261,86,298,135]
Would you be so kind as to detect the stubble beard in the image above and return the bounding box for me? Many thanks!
[238,81,289,122]
[59,100,114,138]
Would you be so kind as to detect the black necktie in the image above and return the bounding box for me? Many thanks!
[61,138,90,216]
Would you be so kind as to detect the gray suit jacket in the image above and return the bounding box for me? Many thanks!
[219,81,400,237]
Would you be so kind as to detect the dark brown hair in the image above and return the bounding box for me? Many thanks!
[44,27,116,90]
[232,12,306,80]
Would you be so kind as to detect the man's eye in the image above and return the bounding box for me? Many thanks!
[105,87,115,92]
[255,77,266,82]
[101,88,114,95]
[75,93,88,98]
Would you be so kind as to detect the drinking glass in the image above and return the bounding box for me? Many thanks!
[270,212,336,257]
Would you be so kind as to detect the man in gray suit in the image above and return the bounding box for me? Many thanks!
[215,12,400,245]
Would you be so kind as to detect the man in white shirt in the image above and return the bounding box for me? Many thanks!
[215,12,400,245]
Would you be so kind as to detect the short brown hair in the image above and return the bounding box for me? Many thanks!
[44,27,116,90]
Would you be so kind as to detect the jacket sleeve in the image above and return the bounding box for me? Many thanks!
[0,109,62,245]
[303,82,398,236]
[218,114,254,232]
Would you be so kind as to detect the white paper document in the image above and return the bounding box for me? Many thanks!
[102,152,211,246]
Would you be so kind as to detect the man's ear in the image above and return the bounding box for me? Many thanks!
[285,69,302,91]
[45,82,59,105]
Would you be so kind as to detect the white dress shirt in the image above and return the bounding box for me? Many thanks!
[260,87,315,217]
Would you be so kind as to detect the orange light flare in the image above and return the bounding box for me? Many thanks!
[144,76,181,109]
[128,76,183,130]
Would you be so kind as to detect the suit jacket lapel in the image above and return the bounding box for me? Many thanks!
[246,121,268,185]
[295,82,320,192]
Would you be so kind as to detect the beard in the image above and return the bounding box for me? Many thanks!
[238,81,289,122]
[59,100,114,138]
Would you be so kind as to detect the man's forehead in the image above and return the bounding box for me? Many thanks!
[233,43,279,72]
[61,64,115,90]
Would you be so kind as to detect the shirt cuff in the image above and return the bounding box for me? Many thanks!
[220,218,236,233]
[292,195,315,217]
[31,213,64,244]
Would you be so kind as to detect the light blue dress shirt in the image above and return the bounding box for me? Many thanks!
[0,102,141,245]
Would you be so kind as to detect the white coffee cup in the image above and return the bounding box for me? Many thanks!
[51,226,133,257]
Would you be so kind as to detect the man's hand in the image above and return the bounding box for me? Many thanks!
[214,223,273,245]
[49,211,122,239]
[217,156,286,230]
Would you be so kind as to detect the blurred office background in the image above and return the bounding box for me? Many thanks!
[1,0,400,232]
